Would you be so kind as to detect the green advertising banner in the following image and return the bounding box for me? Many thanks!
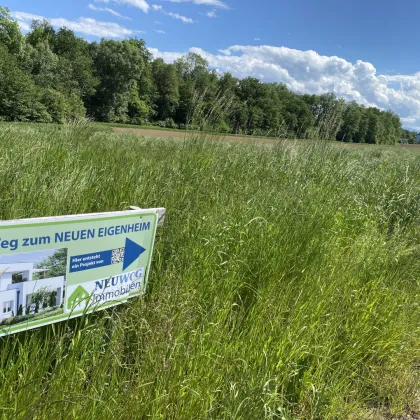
[0,208,164,337]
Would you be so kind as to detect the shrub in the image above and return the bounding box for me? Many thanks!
[216,120,231,133]
[164,117,176,129]
[40,89,69,123]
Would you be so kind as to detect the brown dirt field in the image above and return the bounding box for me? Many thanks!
[398,144,420,149]
[113,127,420,150]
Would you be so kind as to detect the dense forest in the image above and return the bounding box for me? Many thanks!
[0,6,417,144]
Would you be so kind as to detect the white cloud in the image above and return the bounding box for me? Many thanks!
[12,11,44,24]
[20,22,31,31]
[152,5,195,24]
[166,11,194,23]
[154,20,163,24]
[164,0,228,8]
[12,11,141,38]
[9,11,37,32]
[88,4,132,20]
[218,48,231,55]
[206,10,217,18]
[95,0,150,13]
[149,44,420,130]
[148,47,183,62]
[254,37,260,41]
[155,29,166,33]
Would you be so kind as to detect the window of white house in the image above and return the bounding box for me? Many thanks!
[3,301,13,313]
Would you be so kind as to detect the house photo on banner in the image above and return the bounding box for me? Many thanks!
[0,248,67,324]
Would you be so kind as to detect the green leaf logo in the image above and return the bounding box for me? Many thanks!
[67,285,90,311]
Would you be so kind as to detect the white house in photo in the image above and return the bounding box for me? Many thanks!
[0,262,64,321]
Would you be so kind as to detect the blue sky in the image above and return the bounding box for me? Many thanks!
[5,0,420,130]
[0,249,57,264]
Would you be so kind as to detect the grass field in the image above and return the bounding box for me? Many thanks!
[0,122,420,419]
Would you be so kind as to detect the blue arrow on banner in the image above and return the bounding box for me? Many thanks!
[69,237,146,273]
[123,238,146,270]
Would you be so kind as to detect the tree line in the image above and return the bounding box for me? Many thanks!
[0,6,417,144]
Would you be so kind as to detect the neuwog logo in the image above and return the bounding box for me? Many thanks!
[66,268,144,312]
[94,269,144,291]
[92,268,144,304]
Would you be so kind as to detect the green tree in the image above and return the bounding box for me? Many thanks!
[30,287,52,313]
[282,94,314,138]
[53,28,99,99]
[153,59,180,120]
[365,108,380,144]
[308,93,345,140]
[174,53,212,125]
[0,44,50,122]
[127,82,153,124]
[88,39,145,122]
[353,109,369,143]
[400,128,417,144]
[0,6,23,55]
[0,12,406,142]
[26,19,55,48]
[35,248,68,278]
[337,102,362,142]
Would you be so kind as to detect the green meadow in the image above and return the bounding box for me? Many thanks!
[0,122,420,419]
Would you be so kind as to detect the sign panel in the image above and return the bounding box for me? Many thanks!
[0,208,164,337]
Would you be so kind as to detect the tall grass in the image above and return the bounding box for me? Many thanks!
[0,122,420,419]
